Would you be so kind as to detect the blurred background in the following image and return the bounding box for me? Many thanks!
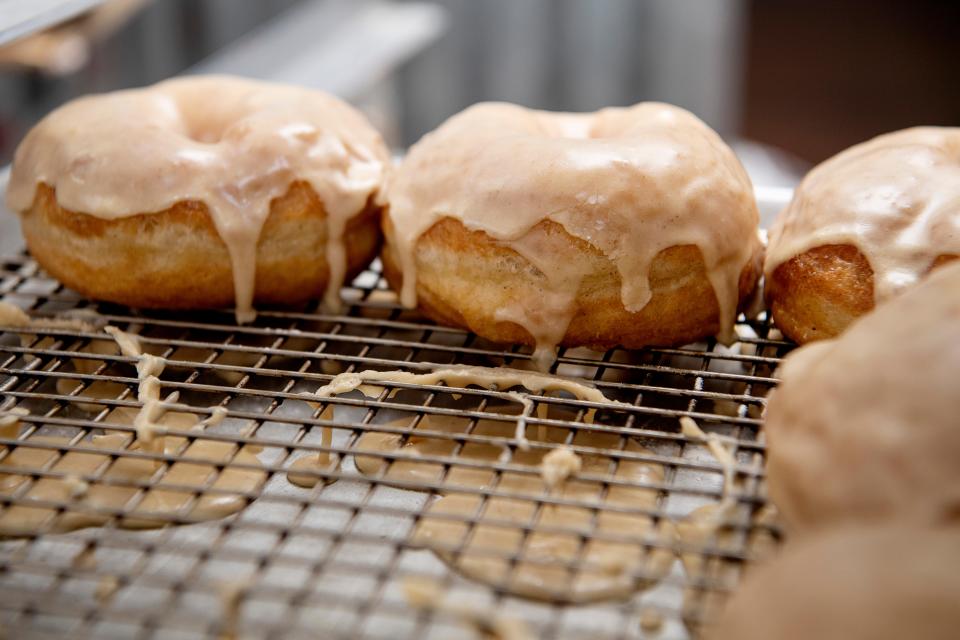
[1,0,959,188]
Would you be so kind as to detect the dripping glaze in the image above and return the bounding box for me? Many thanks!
[383,102,760,362]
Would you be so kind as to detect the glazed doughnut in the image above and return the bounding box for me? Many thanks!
[763,261,960,533]
[6,75,390,322]
[766,127,960,344]
[382,102,762,367]
[709,525,960,640]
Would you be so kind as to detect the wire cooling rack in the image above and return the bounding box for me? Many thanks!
[0,251,792,639]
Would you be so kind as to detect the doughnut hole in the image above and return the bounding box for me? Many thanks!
[165,82,258,145]
[20,182,381,310]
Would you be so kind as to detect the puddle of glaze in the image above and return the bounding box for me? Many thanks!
[285,405,338,488]
[0,408,265,536]
[387,415,673,602]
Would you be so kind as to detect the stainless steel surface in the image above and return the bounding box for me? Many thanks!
[0,0,104,47]
[187,0,446,100]
[394,0,750,146]
[752,185,793,228]
[0,251,789,639]
[0,167,20,258]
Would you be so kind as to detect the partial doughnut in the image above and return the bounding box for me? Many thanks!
[763,261,960,532]
[765,127,960,343]
[709,525,960,640]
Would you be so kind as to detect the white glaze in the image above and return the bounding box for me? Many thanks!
[766,127,960,302]
[384,102,759,358]
[6,75,389,322]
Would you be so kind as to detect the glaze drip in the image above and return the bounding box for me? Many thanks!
[312,364,633,450]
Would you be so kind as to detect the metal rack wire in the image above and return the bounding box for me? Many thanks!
[0,251,792,639]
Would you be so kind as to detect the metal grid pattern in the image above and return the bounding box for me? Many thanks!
[0,252,792,639]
